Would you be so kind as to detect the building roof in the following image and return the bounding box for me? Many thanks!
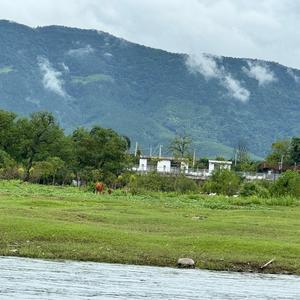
[209,160,232,165]
[140,155,188,162]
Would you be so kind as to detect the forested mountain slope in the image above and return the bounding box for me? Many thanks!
[1,20,300,157]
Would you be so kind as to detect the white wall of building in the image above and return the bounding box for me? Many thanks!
[138,158,148,171]
[157,160,171,173]
[208,160,232,173]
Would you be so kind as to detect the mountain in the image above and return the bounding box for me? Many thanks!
[1,20,300,158]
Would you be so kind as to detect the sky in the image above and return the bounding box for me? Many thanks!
[0,0,300,69]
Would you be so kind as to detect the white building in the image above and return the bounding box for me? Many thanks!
[137,156,189,174]
[208,160,232,173]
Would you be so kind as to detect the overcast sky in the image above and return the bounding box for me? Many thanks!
[0,0,300,68]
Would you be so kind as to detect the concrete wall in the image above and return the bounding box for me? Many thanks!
[157,160,171,173]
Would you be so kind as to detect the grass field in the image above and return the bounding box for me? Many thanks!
[0,180,300,274]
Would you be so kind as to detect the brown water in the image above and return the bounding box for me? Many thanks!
[0,256,299,299]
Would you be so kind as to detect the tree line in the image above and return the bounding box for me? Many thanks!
[0,110,130,185]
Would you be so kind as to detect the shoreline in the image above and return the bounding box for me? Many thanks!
[1,253,297,276]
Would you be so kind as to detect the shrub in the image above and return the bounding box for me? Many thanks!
[202,169,241,196]
[127,172,198,194]
[240,181,270,198]
[174,175,198,193]
[0,150,19,179]
[271,170,300,197]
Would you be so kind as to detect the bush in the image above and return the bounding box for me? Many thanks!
[202,169,241,196]
[240,181,270,198]
[174,175,198,193]
[271,170,300,197]
[127,172,198,194]
[0,150,19,179]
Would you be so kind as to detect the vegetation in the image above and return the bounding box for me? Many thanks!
[0,180,300,274]
[3,20,300,157]
[266,137,300,167]
[72,74,114,85]
[0,110,129,186]
[169,134,192,158]
[202,169,241,196]
[128,172,198,194]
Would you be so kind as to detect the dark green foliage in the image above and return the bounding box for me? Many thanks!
[16,111,66,180]
[271,170,300,197]
[266,139,292,165]
[202,169,241,196]
[1,21,300,157]
[240,181,270,198]
[290,137,300,164]
[128,172,198,194]
[72,126,128,182]
[0,109,129,185]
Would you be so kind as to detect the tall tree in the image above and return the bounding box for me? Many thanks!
[290,137,300,164]
[266,139,291,165]
[16,112,65,181]
[72,126,128,181]
[169,134,192,158]
[0,110,18,156]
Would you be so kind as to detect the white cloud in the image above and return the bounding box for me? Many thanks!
[223,75,250,103]
[243,61,276,85]
[38,57,66,97]
[186,53,221,79]
[61,63,70,73]
[67,45,95,57]
[104,52,113,58]
[287,68,300,83]
[186,54,250,102]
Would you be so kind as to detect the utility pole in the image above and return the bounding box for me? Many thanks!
[279,154,284,172]
[134,142,138,157]
[234,151,237,167]
[159,145,162,158]
[150,146,152,157]
[193,149,196,168]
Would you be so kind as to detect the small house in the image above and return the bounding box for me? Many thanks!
[208,160,232,173]
[137,156,189,174]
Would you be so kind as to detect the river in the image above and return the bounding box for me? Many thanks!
[0,256,299,299]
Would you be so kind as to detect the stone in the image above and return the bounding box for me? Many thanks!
[177,258,195,268]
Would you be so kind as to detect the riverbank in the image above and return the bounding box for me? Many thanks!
[0,180,299,274]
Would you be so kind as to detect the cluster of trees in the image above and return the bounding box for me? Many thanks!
[266,138,300,167]
[0,110,130,185]
[202,169,300,198]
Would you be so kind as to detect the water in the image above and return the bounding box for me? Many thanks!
[0,256,299,299]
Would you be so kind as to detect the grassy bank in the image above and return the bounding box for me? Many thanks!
[0,180,300,274]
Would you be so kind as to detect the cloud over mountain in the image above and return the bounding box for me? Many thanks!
[243,62,276,85]
[38,57,66,97]
[186,54,250,102]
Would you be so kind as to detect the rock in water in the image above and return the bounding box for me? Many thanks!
[177,258,195,268]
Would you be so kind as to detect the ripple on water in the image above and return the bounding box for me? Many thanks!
[0,256,299,299]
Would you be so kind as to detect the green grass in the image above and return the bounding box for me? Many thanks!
[0,66,13,74]
[72,74,114,85]
[0,180,300,274]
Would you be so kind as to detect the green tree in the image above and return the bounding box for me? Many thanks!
[46,156,65,184]
[16,112,66,181]
[266,139,291,165]
[169,134,192,158]
[290,137,300,164]
[72,126,128,183]
[272,170,300,197]
[202,169,241,196]
[0,110,18,156]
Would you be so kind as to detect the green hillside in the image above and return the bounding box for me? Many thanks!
[0,20,300,157]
